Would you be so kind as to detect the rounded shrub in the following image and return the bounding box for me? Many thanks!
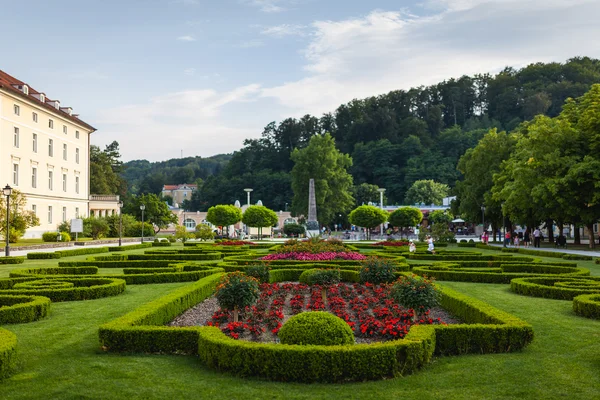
[41,231,71,242]
[298,269,340,286]
[278,311,354,346]
[390,274,440,317]
[359,257,396,284]
[245,264,270,283]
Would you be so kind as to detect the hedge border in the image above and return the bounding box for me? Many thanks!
[572,294,600,319]
[108,243,153,252]
[0,277,126,302]
[510,276,600,300]
[0,328,17,380]
[0,256,25,264]
[0,295,51,324]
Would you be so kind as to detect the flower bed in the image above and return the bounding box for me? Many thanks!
[261,251,367,261]
[172,282,451,343]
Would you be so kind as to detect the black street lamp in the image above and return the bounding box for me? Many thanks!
[118,200,123,246]
[3,185,13,256]
[140,204,146,244]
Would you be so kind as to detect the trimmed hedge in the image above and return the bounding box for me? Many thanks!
[0,295,51,324]
[0,277,126,302]
[152,242,172,247]
[572,294,600,319]
[108,243,152,252]
[57,247,109,257]
[128,253,222,261]
[197,325,436,382]
[10,266,99,277]
[0,328,17,380]
[27,252,61,259]
[0,256,25,264]
[99,273,225,354]
[434,286,534,355]
[59,260,220,269]
[511,276,600,300]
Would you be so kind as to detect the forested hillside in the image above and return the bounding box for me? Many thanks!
[120,57,600,211]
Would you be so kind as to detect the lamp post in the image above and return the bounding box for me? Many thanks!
[140,204,146,244]
[118,200,123,246]
[378,188,386,237]
[243,189,253,235]
[3,185,12,256]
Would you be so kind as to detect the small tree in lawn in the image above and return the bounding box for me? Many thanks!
[195,224,215,241]
[348,205,388,240]
[0,190,40,243]
[206,205,242,238]
[174,225,190,242]
[390,274,439,322]
[389,207,423,238]
[300,269,341,306]
[242,205,278,240]
[215,272,259,323]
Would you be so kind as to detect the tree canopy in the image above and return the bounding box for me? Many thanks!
[388,207,423,236]
[348,205,388,240]
[206,205,243,236]
[290,133,354,226]
[90,141,126,195]
[122,193,177,233]
[0,190,40,242]
[242,205,278,240]
[404,180,450,205]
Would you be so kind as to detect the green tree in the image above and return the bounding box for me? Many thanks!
[195,224,215,241]
[290,133,354,225]
[283,223,305,237]
[351,183,385,208]
[90,141,126,195]
[404,180,449,205]
[0,190,40,243]
[104,213,138,238]
[347,205,388,240]
[174,225,192,242]
[123,193,178,234]
[206,205,242,237]
[388,207,423,238]
[84,217,109,240]
[242,205,278,240]
[428,209,453,225]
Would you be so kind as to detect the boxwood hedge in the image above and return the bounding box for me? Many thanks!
[0,277,126,302]
[511,276,600,300]
[0,295,51,324]
[0,328,17,380]
[0,256,25,264]
[572,294,600,319]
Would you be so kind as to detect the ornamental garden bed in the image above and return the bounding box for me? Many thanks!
[169,282,460,343]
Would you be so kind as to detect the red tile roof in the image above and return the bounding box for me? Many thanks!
[0,69,96,132]
[163,184,198,191]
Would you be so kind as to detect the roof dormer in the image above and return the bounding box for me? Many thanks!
[46,99,60,109]
[60,107,73,116]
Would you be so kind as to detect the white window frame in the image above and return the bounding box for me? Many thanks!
[13,164,19,186]
[49,139,53,157]
[62,174,67,192]
[32,112,38,123]
[13,127,19,148]
[48,206,53,224]
[62,207,67,222]
[75,130,79,139]
[49,119,54,129]
[33,133,38,153]
[75,176,80,194]
[14,104,20,115]
[48,171,53,190]
[32,204,37,216]
[31,167,37,188]
[63,125,67,134]
[76,148,80,164]
[63,143,68,160]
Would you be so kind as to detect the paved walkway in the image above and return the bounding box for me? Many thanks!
[488,243,600,257]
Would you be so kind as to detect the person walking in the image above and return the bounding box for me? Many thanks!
[533,228,541,248]
[426,235,435,254]
[524,230,530,248]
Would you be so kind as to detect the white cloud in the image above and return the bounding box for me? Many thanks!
[173,0,199,5]
[176,35,196,42]
[242,0,287,13]
[261,24,307,37]
[262,1,600,115]
[184,68,196,76]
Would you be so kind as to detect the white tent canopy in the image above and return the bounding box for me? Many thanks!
[451,218,465,223]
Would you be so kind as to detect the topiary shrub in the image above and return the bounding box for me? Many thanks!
[278,311,354,346]
[298,268,340,306]
[245,264,270,283]
[215,272,259,322]
[359,257,396,284]
[390,274,440,321]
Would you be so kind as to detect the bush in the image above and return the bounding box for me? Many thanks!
[0,257,25,264]
[245,264,270,283]
[278,311,354,346]
[27,252,61,259]
[152,242,172,247]
[0,277,126,302]
[195,224,215,241]
[299,268,340,286]
[390,274,440,317]
[283,223,305,237]
[572,294,600,319]
[215,272,259,322]
[57,247,109,257]
[359,257,397,284]
[0,295,51,324]
[0,328,17,380]
[41,231,71,242]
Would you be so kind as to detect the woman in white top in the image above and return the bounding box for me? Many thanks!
[427,235,435,254]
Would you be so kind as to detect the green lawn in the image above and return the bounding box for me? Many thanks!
[0,246,599,399]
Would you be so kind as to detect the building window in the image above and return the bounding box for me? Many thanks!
[48,206,53,224]
[62,174,67,192]
[13,127,19,148]
[32,167,37,188]
[32,204,37,216]
[49,119,54,129]
[33,133,38,153]
[49,139,53,157]
[13,164,19,186]
[62,207,67,222]
[63,144,67,160]
[75,176,80,194]
[63,125,67,134]
[32,112,38,123]
[75,130,79,139]
[14,104,20,115]
[75,207,79,218]
[76,148,80,164]
[48,171,53,190]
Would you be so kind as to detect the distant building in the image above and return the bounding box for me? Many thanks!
[0,69,118,238]
[161,184,197,206]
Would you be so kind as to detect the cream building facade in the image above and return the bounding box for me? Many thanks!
[0,70,96,238]
[161,184,197,206]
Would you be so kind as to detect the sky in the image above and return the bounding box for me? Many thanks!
[1,0,599,162]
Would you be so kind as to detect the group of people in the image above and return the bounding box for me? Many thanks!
[407,235,435,254]
[482,228,543,248]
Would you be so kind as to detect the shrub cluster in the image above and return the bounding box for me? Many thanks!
[359,257,397,284]
[278,311,354,346]
[41,231,71,242]
[390,274,440,317]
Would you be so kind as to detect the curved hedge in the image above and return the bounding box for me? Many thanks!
[0,277,126,302]
[572,294,600,319]
[511,276,600,300]
[0,295,51,324]
[413,262,589,284]
[0,328,17,380]
[127,253,222,261]
[10,266,99,277]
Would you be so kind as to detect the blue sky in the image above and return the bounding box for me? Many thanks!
[2,0,599,161]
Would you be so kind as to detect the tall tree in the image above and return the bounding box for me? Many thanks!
[290,133,354,225]
[0,190,40,242]
[122,193,177,234]
[90,141,126,195]
[404,180,450,205]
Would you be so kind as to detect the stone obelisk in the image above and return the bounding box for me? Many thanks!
[306,178,320,237]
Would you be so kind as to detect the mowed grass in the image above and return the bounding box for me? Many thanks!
[0,246,599,399]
